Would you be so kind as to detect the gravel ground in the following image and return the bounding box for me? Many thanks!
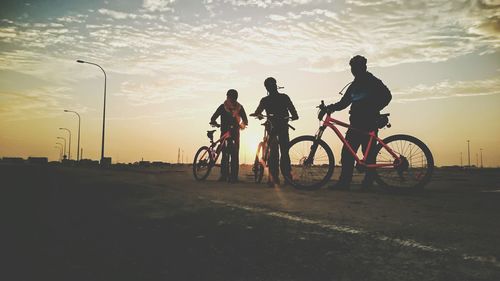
[2,164,499,280]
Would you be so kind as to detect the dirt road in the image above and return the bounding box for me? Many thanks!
[2,164,500,280]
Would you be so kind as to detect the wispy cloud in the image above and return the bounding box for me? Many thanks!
[0,86,74,121]
[393,77,500,103]
[114,79,200,106]
[142,0,176,12]
[219,0,319,8]
[0,0,499,109]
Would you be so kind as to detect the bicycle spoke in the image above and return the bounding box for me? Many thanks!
[288,137,334,189]
[374,135,433,190]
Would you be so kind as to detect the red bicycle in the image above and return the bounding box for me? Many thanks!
[285,101,434,191]
[192,122,234,181]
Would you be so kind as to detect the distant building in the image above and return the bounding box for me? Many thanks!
[79,159,99,167]
[28,157,48,165]
[152,161,171,167]
[101,157,112,167]
[62,159,77,165]
[1,157,25,164]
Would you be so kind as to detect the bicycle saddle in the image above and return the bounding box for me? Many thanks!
[377,114,391,128]
[206,130,216,140]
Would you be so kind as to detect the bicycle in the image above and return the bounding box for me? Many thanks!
[250,113,295,183]
[285,101,434,191]
[192,122,235,181]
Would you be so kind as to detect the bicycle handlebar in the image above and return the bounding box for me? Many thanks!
[316,100,391,127]
[317,100,327,111]
[250,113,293,120]
[209,122,221,128]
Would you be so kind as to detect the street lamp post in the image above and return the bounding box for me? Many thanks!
[56,137,66,159]
[59,128,72,160]
[76,59,107,165]
[480,148,483,168]
[54,145,63,161]
[64,110,81,161]
[467,140,471,167]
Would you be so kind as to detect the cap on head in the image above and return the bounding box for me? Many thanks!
[226,89,238,100]
[349,55,367,67]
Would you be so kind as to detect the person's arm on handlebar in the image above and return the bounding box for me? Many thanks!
[210,104,224,126]
[286,95,299,121]
[240,105,249,129]
[328,90,352,112]
[252,97,265,119]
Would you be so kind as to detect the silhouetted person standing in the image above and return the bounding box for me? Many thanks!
[326,55,392,189]
[253,77,298,186]
[210,89,248,182]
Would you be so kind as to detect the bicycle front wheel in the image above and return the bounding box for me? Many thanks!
[193,146,214,181]
[253,142,265,183]
[286,135,335,190]
[373,134,434,191]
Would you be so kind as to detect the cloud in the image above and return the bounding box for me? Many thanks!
[142,0,175,12]
[56,15,87,24]
[115,79,200,106]
[98,8,137,20]
[393,77,500,103]
[220,0,318,8]
[0,0,499,110]
[345,0,403,7]
[0,27,17,38]
[0,86,73,121]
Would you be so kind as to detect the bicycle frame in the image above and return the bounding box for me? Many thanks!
[207,130,232,164]
[315,114,401,168]
[255,116,292,167]
[257,121,271,165]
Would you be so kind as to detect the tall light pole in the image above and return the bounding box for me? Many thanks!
[59,128,72,160]
[77,59,107,164]
[56,137,66,159]
[54,145,63,161]
[480,148,483,168]
[467,140,471,167]
[64,110,81,161]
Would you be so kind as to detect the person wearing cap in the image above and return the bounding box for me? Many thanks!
[324,55,392,190]
[253,77,299,187]
[210,89,248,182]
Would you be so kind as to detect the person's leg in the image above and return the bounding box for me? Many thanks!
[268,133,280,185]
[278,128,291,178]
[230,139,240,182]
[219,138,229,181]
[361,129,378,187]
[333,129,362,188]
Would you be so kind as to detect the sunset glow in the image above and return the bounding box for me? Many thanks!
[1,0,499,166]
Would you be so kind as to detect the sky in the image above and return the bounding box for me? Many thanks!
[0,0,499,167]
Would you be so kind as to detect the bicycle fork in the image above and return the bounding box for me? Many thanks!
[305,126,327,165]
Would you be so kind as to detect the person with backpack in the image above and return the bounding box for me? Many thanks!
[323,55,392,190]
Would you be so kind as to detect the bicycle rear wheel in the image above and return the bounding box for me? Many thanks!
[193,146,214,181]
[373,134,434,191]
[286,135,335,190]
[252,142,265,183]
